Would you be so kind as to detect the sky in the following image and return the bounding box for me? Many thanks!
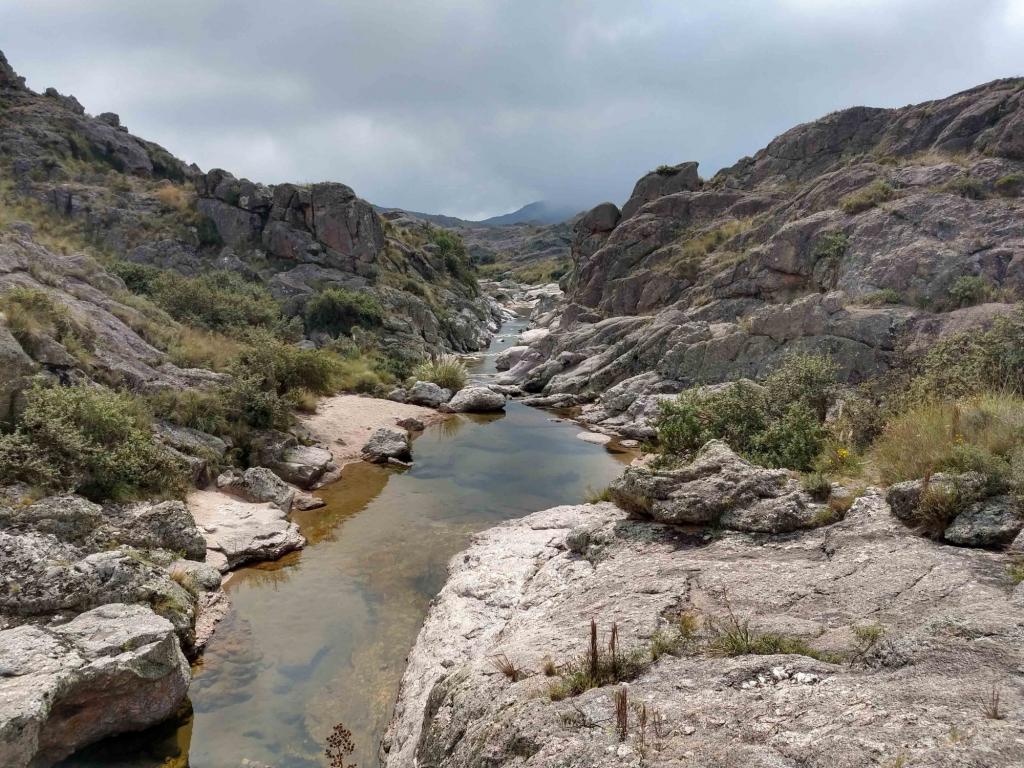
[1,1,1023,219]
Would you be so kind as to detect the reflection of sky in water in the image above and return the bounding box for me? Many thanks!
[64,319,633,768]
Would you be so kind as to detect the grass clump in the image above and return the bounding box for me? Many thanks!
[871,393,1024,487]
[0,382,187,501]
[994,174,1023,197]
[303,287,383,337]
[412,353,468,391]
[655,353,837,470]
[548,620,650,701]
[0,286,95,363]
[840,180,895,214]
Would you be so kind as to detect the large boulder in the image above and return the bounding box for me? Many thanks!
[494,345,529,371]
[620,161,702,219]
[944,495,1024,548]
[216,467,296,513]
[0,603,189,768]
[407,381,453,408]
[361,427,412,464]
[442,386,507,414]
[189,492,305,571]
[610,440,825,533]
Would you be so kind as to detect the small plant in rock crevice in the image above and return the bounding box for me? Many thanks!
[325,722,357,768]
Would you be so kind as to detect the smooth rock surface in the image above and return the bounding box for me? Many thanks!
[361,426,412,463]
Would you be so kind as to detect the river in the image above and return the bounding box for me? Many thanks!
[63,319,631,768]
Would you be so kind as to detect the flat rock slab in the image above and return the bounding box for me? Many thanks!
[575,430,611,445]
[383,494,1024,767]
[0,603,189,768]
[188,490,304,571]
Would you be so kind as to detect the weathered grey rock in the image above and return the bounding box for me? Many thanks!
[620,161,702,219]
[362,426,412,463]
[0,603,189,768]
[0,321,36,424]
[216,467,296,512]
[190,495,305,571]
[292,490,326,511]
[396,416,425,431]
[269,445,333,489]
[387,387,409,403]
[945,495,1024,548]
[442,386,507,413]
[383,492,1024,768]
[610,440,824,532]
[407,380,453,408]
[494,345,529,371]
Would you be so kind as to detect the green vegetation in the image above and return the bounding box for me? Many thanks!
[948,275,995,308]
[858,288,902,306]
[303,287,383,337]
[0,286,95,365]
[0,383,187,500]
[655,353,837,470]
[478,256,570,285]
[840,180,895,214]
[108,262,283,334]
[871,393,1024,490]
[412,353,468,391]
[940,175,986,200]
[994,174,1023,197]
[428,228,478,294]
[667,218,754,281]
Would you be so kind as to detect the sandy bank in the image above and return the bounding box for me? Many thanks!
[300,393,448,469]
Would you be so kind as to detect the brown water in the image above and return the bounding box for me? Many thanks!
[62,322,631,768]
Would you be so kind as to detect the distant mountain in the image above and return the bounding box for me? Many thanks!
[374,200,579,228]
[477,201,579,226]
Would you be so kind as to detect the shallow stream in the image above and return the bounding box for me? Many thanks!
[64,320,630,768]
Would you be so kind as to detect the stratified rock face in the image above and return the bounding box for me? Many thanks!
[502,79,1024,409]
[0,603,189,768]
[611,440,824,533]
[383,495,1024,767]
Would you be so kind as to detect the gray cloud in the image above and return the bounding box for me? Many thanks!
[2,0,1022,218]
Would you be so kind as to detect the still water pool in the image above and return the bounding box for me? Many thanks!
[63,324,630,767]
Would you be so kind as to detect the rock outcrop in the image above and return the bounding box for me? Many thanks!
[0,603,190,768]
[610,440,827,533]
[189,491,305,572]
[383,493,1024,767]
[501,79,1024,421]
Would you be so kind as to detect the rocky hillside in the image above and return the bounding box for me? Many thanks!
[501,79,1024,432]
[0,49,498,369]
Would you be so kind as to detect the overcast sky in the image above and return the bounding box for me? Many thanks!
[2,1,1023,219]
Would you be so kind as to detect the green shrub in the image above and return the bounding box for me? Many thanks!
[940,175,986,200]
[147,388,229,435]
[655,354,838,471]
[948,275,994,309]
[840,180,895,214]
[232,331,344,397]
[412,353,468,391]
[994,174,1023,198]
[908,306,1024,400]
[801,471,833,501]
[0,383,187,500]
[764,352,839,419]
[303,287,383,337]
[859,288,902,306]
[109,263,281,333]
[429,229,478,293]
